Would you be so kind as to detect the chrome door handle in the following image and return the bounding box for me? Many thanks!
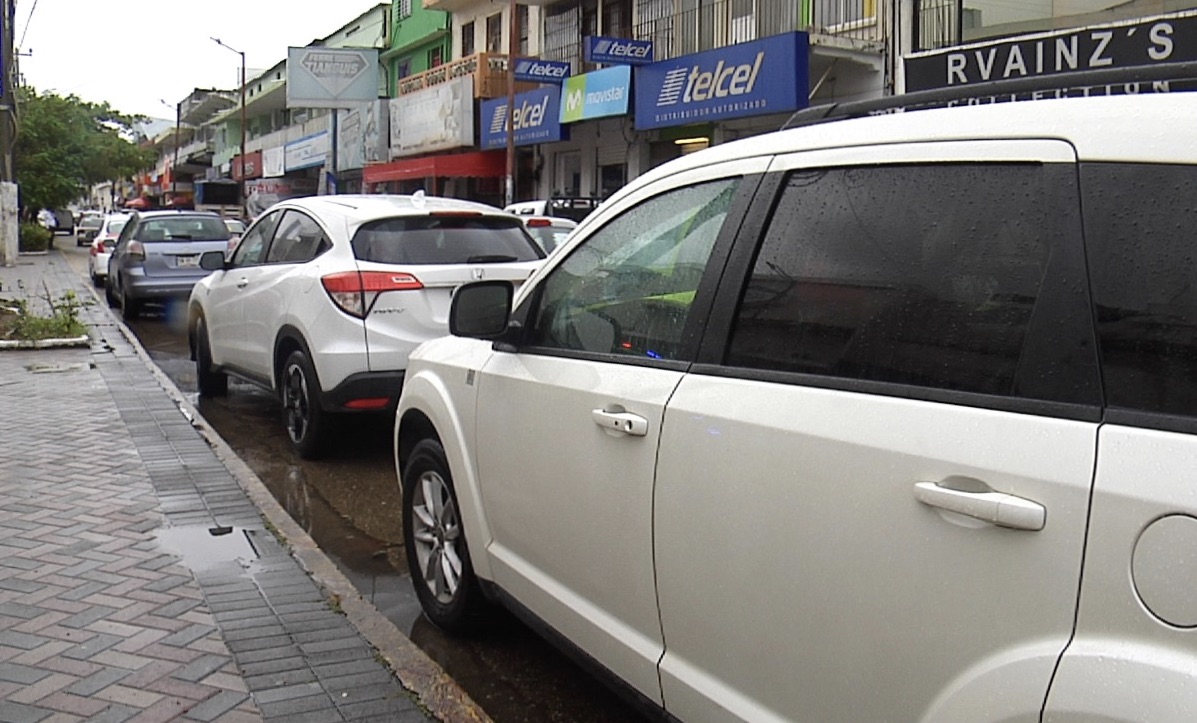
[592,409,649,437]
[913,482,1045,531]
[236,278,249,289]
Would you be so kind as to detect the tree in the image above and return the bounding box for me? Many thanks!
[14,87,156,214]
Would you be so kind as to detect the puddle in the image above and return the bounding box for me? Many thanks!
[26,362,94,374]
[156,525,260,572]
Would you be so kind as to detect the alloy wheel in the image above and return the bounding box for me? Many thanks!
[411,470,463,604]
[283,363,310,444]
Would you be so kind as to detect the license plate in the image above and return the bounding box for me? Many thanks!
[177,254,200,268]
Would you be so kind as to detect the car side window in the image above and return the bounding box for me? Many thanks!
[1084,162,1197,419]
[525,178,740,361]
[230,211,281,267]
[266,210,329,264]
[725,163,1053,397]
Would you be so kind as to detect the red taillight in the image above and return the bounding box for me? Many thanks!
[526,217,552,227]
[321,271,424,318]
[127,240,145,261]
[343,398,391,410]
[89,244,98,257]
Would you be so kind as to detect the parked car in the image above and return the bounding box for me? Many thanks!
[76,211,105,247]
[224,218,246,253]
[89,213,130,286]
[395,78,1197,722]
[106,210,231,320]
[517,216,577,255]
[188,193,545,459]
[504,196,601,223]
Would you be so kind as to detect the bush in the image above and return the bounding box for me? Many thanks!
[19,222,51,252]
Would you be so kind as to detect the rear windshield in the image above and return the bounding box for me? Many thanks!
[105,220,127,235]
[79,216,104,229]
[352,215,544,264]
[138,216,230,242]
[526,225,574,254]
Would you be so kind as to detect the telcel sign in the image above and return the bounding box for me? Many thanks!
[634,31,809,129]
[480,86,568,149]
[513,58,572,83]
[585,36,654,65]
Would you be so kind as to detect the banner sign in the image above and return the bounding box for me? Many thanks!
[389,76,474,157]
[514,58,572,83]
[262,147,285,177]
[634,31,809,130]
[480,86,568,149]
[905,11,1197,92]
[287,47,380,109]
[336,101,389,171]
[284,131,329,171]
[585,36,654,66]
[561,66,632,123]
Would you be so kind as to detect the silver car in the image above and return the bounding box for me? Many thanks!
[106,210,231,320]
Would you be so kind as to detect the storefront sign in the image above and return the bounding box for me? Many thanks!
[233,150,263,180]
[561,66,632,123]
[514,58,572,83]
[480,86,568,149]
[389,76,474,157]
[284,131,329,171]
[286,46,380,109]
[245,178,318,217]
[263,147,285,177]
[634,31,809,130]
[585,36,654,66]
[336,101,389,171]
[904,11,1197,92]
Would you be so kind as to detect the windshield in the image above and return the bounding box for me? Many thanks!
[352,215,543,264]
[225,220,246,234]
[79,216,103,229]
[104,220,127,235]
[138,216,230,242]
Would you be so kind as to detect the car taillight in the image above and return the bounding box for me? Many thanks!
[127,240,145,261]
[321,271,424,319]
[89,244,98,257]
[526,217,552,227]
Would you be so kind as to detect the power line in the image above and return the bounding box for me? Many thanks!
[18,0,39,50]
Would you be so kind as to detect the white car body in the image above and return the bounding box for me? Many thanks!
[88,213,130,285]
[189,193,544,457]
[396,91,1197,722]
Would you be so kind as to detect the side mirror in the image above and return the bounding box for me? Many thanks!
[450,280,514,339]
[199,250,227,271]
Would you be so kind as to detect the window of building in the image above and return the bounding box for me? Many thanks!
[519,4,530,55]
[428,46,444,67]
[398,0,412,19]
[544,1,580,65]
[396,57,412,79]
[461,20,476,57]
[603,0,633,36]
[487,12,504,53]
[917,0,1137,51]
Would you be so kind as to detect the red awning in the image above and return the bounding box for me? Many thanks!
[363,150,506,184]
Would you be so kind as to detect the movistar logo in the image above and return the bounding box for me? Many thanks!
[567,88,584,111]
[655,52,765,106]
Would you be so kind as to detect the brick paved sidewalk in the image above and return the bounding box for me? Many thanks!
[0,251,485,722]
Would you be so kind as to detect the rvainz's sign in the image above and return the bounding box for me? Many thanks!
[560,66,632,123]
[634,32,809,130]
[480,86,568,149]
[513,58,572,84]
[585,36,654,65]
[904,11,1197,92]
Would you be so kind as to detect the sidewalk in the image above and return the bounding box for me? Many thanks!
[0,250,488,723]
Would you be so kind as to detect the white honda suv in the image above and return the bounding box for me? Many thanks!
[189,194,544,458]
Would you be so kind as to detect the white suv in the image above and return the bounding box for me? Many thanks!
[395,85,1197,721]
[189,194,544,458]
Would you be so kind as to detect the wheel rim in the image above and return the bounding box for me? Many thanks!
[411,470,463,604]
[283,362,310,444]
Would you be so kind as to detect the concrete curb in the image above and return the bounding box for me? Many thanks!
[92,289,492,723]
[0,334,91,349]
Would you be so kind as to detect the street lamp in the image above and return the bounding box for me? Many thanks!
[158,98,180,201]
[211,37,247,218]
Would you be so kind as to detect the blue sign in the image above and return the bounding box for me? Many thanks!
[480,86,568,150]
[585,36,654,66]
[513,58,572,84]
[634,32,809,130]
[560,66,632,123]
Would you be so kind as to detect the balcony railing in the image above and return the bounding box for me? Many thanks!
[396,52,538,99]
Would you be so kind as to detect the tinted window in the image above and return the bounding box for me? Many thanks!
[137,216,229,242]
[526,178,739,361]
[726,164,1052,396]
[1084,162,1197,418]
[230,211,281,267]
[352,215,542,264]
[266,211,329,264]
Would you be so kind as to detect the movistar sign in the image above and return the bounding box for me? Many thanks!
[560,66,632,123]
[585,36,654,66]
[513,58,572,84]
[634,32,809,130]
[480,86,568,149]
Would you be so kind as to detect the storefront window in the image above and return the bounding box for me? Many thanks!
[487,12,503,52]
[462,21,476,56]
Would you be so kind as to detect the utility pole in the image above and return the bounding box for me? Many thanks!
[212,38,247,219]
[505,0,518,207]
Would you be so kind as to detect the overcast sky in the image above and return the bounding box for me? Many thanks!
[16,0,388,121]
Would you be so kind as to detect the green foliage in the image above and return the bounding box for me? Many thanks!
[0,286,88,341]
[14,87,156,212]
[18,222,51,252]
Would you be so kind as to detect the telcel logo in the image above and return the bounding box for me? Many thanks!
[594,39,652,60]
[657,51,765,106]
[515,60,569,79]
[512,96,551,130]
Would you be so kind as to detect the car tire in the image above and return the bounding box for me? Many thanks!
[105,277,119,308]
[281,349,328,460]
[403,439,490,634]
[120,284,140,320]
[195,315,228,398]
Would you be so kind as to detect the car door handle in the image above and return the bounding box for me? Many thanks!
[236,278,249,289]
[913,481,1045,531]
[592,409,649,437]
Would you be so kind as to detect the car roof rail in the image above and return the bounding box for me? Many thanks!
[782,61,1197,130]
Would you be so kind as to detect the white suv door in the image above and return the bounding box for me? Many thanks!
[653,142,1103,721]
[472,160,768,702]
[202,211,281,372]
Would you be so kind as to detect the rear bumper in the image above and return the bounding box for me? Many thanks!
[124,275,207,300]
[319,370,405,413]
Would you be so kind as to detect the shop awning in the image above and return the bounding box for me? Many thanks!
[363,150,506,184]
